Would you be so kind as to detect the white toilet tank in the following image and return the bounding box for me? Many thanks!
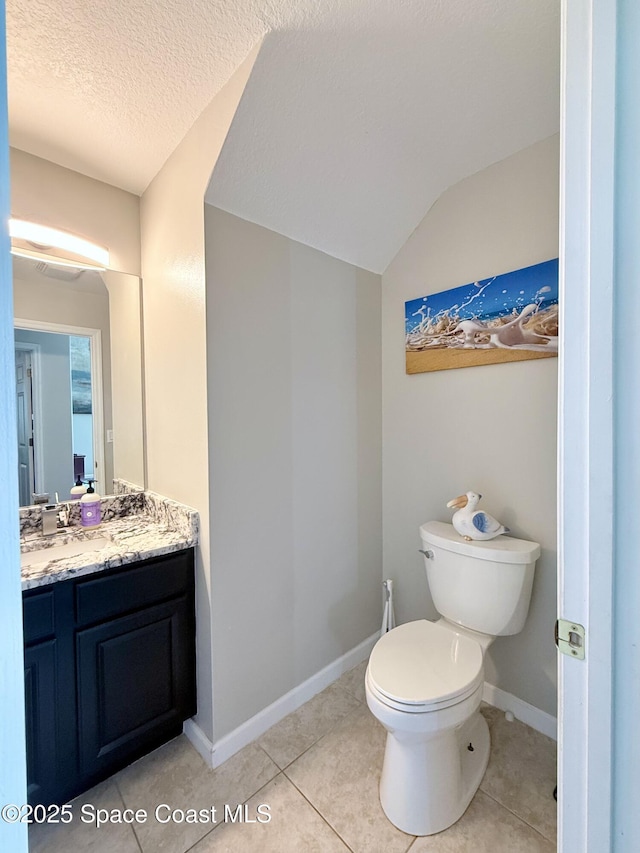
[420,521,540,636]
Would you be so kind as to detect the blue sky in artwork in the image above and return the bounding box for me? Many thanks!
[405,258,559,333]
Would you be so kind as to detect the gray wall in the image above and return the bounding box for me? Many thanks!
[382,135,559,717]
[140,50,260,743]
[205,205,382,738]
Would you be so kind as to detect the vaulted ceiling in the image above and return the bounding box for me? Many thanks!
[6,0,560,272]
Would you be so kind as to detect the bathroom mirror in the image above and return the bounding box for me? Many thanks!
[13,257,146,507]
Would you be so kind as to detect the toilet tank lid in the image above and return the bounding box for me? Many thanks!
[420,521,541,564]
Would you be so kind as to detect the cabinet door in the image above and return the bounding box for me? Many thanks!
[76,595,195,780]
[24,640,58,805]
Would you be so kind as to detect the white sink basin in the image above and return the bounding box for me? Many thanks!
[21,537,112,568]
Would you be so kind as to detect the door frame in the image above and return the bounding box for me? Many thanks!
[0,0,29,846]
[14,318,105,497]
[558,0,617,849]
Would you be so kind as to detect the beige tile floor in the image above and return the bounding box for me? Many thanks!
[29,661,557,853]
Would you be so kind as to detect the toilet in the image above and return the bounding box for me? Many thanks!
[366,520,540,836]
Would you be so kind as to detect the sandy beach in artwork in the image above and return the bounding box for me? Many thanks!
[406,344,556,374]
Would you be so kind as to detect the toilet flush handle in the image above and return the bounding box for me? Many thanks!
[419,549,434,559]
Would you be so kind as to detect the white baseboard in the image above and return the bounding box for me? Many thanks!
[184,639,557,769]
[183,717,215,766]
[483,682,557,741]
[184,631,380,769]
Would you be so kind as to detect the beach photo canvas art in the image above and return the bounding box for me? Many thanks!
[70,335,93,414]
[405,258,559,374]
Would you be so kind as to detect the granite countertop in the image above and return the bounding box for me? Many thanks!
[20,490,199,591]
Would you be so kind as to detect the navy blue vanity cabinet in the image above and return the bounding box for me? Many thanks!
[22,548,196,806]
[74,552,197,787]
[23,587,61,807]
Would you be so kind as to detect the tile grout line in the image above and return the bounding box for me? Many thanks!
[183,768,357,853]
[286,767,416,853]
[280,769,359,853]
[255,735,359,850]
[479,787,557,847]
[185,742,284,851]
[257,698,365,774]
[338,681,367,704]
[280,702,364,772]
[117,739,283,853]
[272,702,399,853]
[113,775,144,853]
[182,819,224,853]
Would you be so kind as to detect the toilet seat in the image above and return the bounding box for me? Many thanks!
[367,620,484,713]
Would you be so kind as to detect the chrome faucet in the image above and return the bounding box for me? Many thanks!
[41,505,60,536]
[41,499,70,536]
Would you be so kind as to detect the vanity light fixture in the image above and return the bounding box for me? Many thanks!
[9,218,110,271]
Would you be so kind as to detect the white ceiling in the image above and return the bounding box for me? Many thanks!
[6,0,560,273]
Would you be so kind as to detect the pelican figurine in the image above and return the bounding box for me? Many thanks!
[446,491,510,541]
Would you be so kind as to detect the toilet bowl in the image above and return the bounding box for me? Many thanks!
[367,520,540,836]
[365,619,489,836]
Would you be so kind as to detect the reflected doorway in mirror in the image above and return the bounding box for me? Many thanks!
[14,322,103,508]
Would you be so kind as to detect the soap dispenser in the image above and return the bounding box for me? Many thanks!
[70,475,87,500]
[80,480,101,528]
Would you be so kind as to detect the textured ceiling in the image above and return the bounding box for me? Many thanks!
[7,0,270,192]
[6,0,560,272]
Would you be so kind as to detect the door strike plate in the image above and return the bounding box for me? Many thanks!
[555,619,585,660]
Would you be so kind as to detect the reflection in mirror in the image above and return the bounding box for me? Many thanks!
[13,257,145,507]
[15,325,102,506]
